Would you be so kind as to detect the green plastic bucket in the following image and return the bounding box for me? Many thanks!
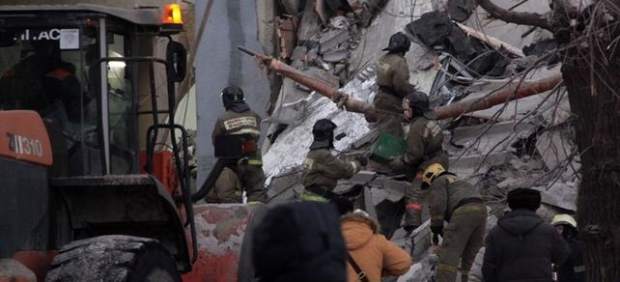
[370,133,407,163]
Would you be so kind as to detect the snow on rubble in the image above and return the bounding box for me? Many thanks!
[263,77,374,179]
[261,0,580,281]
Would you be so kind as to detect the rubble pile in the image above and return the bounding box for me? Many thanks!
[267,0,376,129]
[262,0,580,280]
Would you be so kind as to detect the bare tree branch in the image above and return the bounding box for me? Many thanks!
[477,0,553,31]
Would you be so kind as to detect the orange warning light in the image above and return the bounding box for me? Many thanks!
[163,4,183,25]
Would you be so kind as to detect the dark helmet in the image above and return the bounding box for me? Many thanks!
[406,91,430,117]
[221,86,244,109]
[312,119,337,141]
[311,119,337,149]
[382,32,411,53]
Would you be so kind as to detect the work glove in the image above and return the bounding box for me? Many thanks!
[356,155,369,167]
[432,233,441,246]
[431,225,443,246]
[431,225,444,237]
[403,225,419,235]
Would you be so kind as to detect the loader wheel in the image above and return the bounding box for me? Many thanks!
[45,235,180,282]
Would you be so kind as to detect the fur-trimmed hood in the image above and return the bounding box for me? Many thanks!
[340,213,379,250]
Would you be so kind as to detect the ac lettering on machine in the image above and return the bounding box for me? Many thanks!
[12,28,80,50]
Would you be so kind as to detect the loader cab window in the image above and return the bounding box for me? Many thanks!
[0,17,140,176]
[105,31,136,174]
[0,24,103,176]
[0,30,85,122]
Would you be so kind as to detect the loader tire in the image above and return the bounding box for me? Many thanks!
[45,235,180,282]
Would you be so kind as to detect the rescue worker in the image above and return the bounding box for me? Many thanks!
[422,164,486,282]
[0,40,81,177]
[0,39,81,121]
[482,188,569,282]
[372,32,415,137]
[552,214,585,282]
[390,91,448,233]
[207,86,266,203]
[302,118,366,214]
[341,209,412,282]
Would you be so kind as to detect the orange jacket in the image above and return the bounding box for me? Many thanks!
[341,214,412,282]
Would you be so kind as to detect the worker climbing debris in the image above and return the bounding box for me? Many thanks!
[208,86,267,203]
[389,91,449,234]
[371,32,416,137]
[423,163,486,282]
[302,118,367,214]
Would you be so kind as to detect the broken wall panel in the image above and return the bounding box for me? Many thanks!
[464,0,552,50]
[276,16,298,59]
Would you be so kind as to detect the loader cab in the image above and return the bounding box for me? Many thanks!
[0,5,197,275]
[0,5,184,177]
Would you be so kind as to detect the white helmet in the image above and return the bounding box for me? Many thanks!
[551,214,577,228]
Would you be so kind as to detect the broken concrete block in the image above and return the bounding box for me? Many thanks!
[291,46,308,61]
[279,0,303,15]
[447,0,476,22]
[329,15,351,29]
[376,178,410,202]
[350,170,378,184]
[334,63,347,75]
[538,91,573,127]
[319,28,351,54]
[534,182,578,212]
[0,259,36,282]
[323,49,351,62]
[298,0,322,41]
[535,127,580,181]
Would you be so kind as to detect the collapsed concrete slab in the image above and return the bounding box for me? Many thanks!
[261,0,581,280]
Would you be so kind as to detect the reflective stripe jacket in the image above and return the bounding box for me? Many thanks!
[211,109,261,144]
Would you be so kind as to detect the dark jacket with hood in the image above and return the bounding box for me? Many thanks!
[252,202,347,282]
[482,209,569,282]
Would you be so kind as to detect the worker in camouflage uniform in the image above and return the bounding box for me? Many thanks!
[207,86,266,203]
[390,91,449,233]
[302,119,366,214]
[372,32,415,137]
[422,164,486,282]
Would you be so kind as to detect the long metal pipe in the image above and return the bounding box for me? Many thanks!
[241,48,563,120]
[434,73,562,119]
